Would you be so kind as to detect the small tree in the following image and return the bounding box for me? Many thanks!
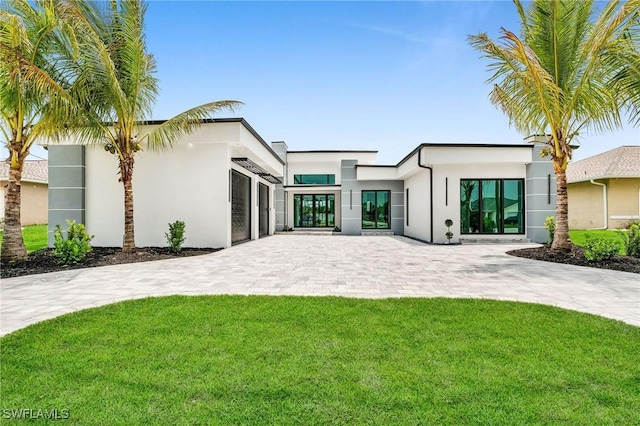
[445,219,454,244]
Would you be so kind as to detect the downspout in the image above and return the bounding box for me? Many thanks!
[418,147,434,243]
[589,180,607,230]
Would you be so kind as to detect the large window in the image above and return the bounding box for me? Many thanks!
[460,179,524,234]
[293,194,335,227]
[293,174,336,185]
[362,190,390,229]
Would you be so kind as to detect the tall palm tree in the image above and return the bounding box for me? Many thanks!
[66,0,241,252]
[0,0,81,262]
[469,0,639,251]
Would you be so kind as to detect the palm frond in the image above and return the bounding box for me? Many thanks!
[143,101,243,151]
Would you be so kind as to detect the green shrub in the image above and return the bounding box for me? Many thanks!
[583,235,620,261]
[620,224,640,258]
[53,220,93,264]
[544,216,555,244]
[165,220,186,253]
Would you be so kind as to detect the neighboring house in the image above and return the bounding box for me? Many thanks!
[567,146,640,230]
[0,160,48,226]
[46,119,556,247]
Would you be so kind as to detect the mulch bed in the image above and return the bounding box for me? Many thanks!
[1,247,221,279]
[507,245,640,274]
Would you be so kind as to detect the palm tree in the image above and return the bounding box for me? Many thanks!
[66,0,241,252]
[0,0,81,261]
[469,0,639,251]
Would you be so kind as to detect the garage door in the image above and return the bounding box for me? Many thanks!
[259,183,269,237]
[231,170,251,243]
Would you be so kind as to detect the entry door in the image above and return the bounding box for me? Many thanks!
[259,183,269,237]
[231,170,251,243]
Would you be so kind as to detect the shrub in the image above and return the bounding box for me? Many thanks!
[583,236,620,261]
[333,226,341,232]
[165,221,186,253]
[544,216,555,244]
[53,220,93,264]
[620,223,640,258]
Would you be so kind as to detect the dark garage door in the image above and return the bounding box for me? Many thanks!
[259,183,269,237]
[231,170,251,243]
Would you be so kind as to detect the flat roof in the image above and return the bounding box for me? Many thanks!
[142,117,285,165]
[396,143,533,167]
[287,150,378,154]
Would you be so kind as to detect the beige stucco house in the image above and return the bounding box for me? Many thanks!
[0,160,49,226]
[567,146,640,230]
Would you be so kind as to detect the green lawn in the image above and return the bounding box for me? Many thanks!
[569,229,626,254]
[0,223,48,253]
[2,296,638,424]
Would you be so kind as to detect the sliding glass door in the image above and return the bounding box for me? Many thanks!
[293,194,335,228]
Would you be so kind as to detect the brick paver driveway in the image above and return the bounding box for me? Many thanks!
[1,235,638,335]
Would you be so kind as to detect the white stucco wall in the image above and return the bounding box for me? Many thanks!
[286,151,377,185]
[86,142,231,248]
[83,120,282,248]
[403,170,431,242]
[431,163,527,243]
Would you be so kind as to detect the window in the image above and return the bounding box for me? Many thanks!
[460,179,524,234]
[362,190,390,229]
[293,174,335,185]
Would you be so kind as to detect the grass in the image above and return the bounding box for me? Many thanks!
[2,296,639,424]
[570,229,626,254]
[0,223,48,253]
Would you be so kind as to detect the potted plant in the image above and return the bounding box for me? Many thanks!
[445,219,454,244]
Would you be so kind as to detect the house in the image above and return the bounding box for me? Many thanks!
[566,145,640,230]
[0,160,48,226]
[46,119,556,247]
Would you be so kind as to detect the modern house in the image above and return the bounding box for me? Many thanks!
[1,160,49,226]
[46,119,556,247]
[567,145,640,229]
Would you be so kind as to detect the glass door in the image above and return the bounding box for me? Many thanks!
[293,194,335,228]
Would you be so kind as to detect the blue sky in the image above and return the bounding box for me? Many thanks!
[26,0,639,164]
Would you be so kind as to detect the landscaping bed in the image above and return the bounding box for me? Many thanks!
[508,244,640,274]
[0,247,221,279]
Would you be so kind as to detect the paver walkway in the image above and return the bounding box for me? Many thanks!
[1,235,638,336]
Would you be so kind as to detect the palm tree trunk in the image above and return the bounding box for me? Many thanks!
[120,155,135,253]
[1,164,27,262]
[551,167,571,252]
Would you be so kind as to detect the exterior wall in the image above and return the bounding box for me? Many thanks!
[568,181,605,229]
[50,121,282,249]
[568,178,640,229]
[403,170,431,242]
[48,146,85,245]
[431,162,527,243]
[340,160,403,235]
[271,142,287,231]
[525,142,556,243]
[85,143,231,248]
[608,178,640,228]
[286,151,377,185]
[1,181,48,226]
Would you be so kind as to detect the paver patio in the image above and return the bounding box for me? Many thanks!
[1,235,638,336]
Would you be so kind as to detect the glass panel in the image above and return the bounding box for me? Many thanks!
[315,195,327,227]
[376,191,390,229]
[293,174,336,185]
[294,195,301,227]
[481,180,500,233]
[302,195,314,227]
[460,180,479,234]
[503,180,524,233]
[327,195,335,227]
[362,191,376,229]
